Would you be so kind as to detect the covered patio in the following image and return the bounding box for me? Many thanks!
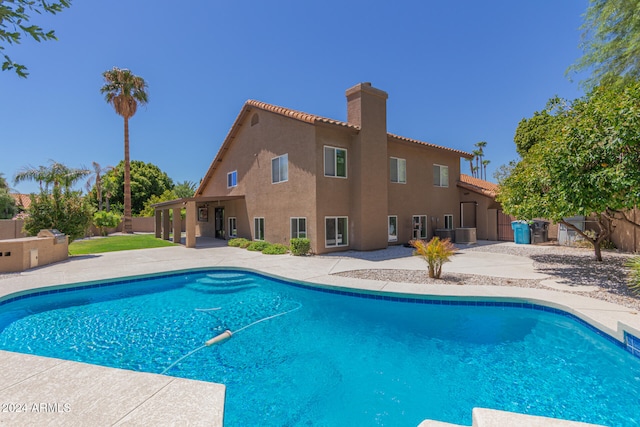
[152,196,244,248]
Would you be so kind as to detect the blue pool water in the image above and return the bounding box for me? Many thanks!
[0,269,639,426]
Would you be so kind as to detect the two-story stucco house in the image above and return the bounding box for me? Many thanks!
[154,83,473,254]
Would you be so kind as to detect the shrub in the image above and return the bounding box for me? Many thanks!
[290,238,311,256]
[627,257,640,295]
[410,237,456,279]
[246,241,271,251]
[228,238,250,248]
[93,211,121,236]
[262,243,289,255]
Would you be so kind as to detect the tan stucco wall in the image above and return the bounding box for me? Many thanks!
[609,208,640,252]
[0,236,68,273]
[199,109,319,251]
[457,188,501,240]
[388,140,464,244]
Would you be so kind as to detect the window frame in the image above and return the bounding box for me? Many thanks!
[388,215,398,242]
[325,216,348,248]
[228,217,237,238]
[433,164,449,188]
[324,146,348,178]
[290,217,307,239]
[271,153,289,184]
[390,157,407,184]
[444,214,454,230]
[227,170,237,188]
[412,215,428,239]
[253,217,265,241]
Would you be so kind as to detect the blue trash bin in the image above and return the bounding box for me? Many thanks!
[511,221,531,244]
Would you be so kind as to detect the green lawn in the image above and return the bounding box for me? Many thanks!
[69,234,177,255]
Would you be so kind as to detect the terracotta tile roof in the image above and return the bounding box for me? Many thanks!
[457,174,498,198]
[387,133,473,158]
[247,100,474,158]
[246,100,359,130]
[196,99,474,196]
[10,193,31,209]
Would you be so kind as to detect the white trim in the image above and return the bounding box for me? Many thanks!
[227,170,237,188]
[412,214,428,239]
[433,164,449,188]
[290,217,307,239]
[253,217,265,241]
[323,146,348,179]
[324,216,348,248]
[271,153,289,184]
[444,214,454,230]
[390,157,406,184]
[228,217,237,238]
[388,215,398,242]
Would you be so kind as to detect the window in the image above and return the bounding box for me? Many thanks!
[227,171,237,188]
[390,157,406,183]
[388,216,398,242]
[325,217,348,247]
[272,154,288,184]
[433,164,449,187]
[291,217,307,239]
[444,214,454,230]
[412,215,427,239]
[228,217,237,238]
[324,146,347,178]
[254,217,265,240]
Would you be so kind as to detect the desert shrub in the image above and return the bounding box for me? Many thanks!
[262,243,289,255]
[627,257,640,295]
[410,237,456,279]
[247,241,271,251]
[290,238,311,256]
[228,238,250,248]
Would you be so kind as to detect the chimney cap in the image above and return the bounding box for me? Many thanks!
[346,82,388,99]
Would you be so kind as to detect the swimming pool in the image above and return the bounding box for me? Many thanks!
[0,269,639,426]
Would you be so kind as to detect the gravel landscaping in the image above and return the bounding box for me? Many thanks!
[335,242,640,311]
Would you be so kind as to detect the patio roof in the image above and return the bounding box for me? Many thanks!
[152,195,245,210]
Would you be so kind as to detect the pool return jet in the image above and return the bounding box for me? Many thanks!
[161,303,302,375]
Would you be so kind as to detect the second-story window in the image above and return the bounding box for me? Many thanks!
[324,146,347,178]
[433,164,448,187]
[390,157,406,183]
[272,154,288,184]
[227,170,237,188]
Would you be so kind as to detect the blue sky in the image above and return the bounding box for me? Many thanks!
[2,0,589,194]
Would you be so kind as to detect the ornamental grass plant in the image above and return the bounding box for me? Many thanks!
[410,237,456,279]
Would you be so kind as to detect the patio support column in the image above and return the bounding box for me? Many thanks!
[154,210,162,238]
[186,201,196,248]
[172,207,182,244]
[162,209,171,240]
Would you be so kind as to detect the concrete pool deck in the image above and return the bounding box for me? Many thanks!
[0,239,636,426]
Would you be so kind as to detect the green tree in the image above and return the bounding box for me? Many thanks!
[513,97,567,156]
[24,187,93,242]
[0,190,17,219]
[174,180,196,199]
[100,67,149,233]
[98,160,173,216]
[569,0,640,89]
[1,0,71,78]
[14,160,89,192]
[498,81,640,261]
[140,189,178,217]
[92,210,121,236]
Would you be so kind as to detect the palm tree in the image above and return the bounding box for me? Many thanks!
[86,161,112,211]
[475,141,487,179]
[482,159,490,181]
[100,67,149,233]
[0,173,9,191]
[14,160,89,192]
[471,150,482,178]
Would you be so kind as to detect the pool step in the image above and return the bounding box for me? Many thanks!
[186,274,257,294]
